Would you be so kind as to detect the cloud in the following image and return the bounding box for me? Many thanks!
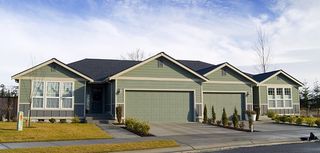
[0,0,319,86]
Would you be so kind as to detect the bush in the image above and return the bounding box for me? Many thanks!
[212,105,216,124]
[72,116,80,123]
[60,119,67,123]
[279,116,287,123]
[239,121,245,130]
[116,105,122,124]
[274,115,280,123]
[232,107,239,128]
[267,111,276,119]
[222,108,228,127]
[125,118,150,136]
[203,104,208,123]
[315,119,320,127]
[287,116,296,124]
[305,118,315,127]
[228,121,232,127]
[254,107,260,121]
[295,117,303,125]
[49,118,56,123]
[216,120,222,126]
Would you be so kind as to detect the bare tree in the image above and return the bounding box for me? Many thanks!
[121,49,145,61]
[253,27,271,73]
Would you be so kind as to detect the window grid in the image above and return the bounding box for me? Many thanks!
[267,87,292,109]
[31,80,74,110]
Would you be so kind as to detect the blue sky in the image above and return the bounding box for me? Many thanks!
[0,0,319,87]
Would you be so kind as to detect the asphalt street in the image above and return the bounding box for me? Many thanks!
[209,142,320,153]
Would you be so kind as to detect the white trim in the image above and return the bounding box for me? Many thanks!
[83,81,86,117]
[259,71,303,86]
[17,77,86,81]
[203,63,258,84]
[108,52,208,81]
[17,79,21,116]
[204,81,252,85]
[123,88,196,122]
[114,79,117,119]
[267,87,293,109]
[12,58,94,82]
[31,80,75,111]
[116,76,200,82]
[260,84,293,87]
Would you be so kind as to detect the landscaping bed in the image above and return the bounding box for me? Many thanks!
[0,140,178,153]
[267,111,320,128]
[0,122,111,143]
[123,118,154,137]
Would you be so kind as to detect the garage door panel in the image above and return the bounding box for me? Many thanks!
[204,93,245,120]
[125,91,194,122]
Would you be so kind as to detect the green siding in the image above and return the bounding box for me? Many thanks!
[21,63,81,79]
[264,73,298,85]
[206,67,251,82]
[203,93,245,120]
[20,79,31,104]
[125,91,194,122]
[117,80,201,104]
[203,83,253,104]
[259,86,267,105]
[122,57,199,79]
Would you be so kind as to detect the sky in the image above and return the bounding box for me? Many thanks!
[0,0,319,87]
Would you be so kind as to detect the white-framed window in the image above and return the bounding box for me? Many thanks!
[31,80,74,110]
[267,87,292,109]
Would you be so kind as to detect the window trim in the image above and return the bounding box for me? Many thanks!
[267,86,293,109]
[31,80,74,110]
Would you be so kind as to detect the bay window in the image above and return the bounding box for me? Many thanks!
[268,87,292,109]
[32,81,74,110]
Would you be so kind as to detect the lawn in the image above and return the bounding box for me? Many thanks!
[0,140,178,153]
[0,122,111,143]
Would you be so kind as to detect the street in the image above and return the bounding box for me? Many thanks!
[209,142,320,153]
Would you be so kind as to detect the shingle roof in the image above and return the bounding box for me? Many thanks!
[250,70,281,82]
[67,59,215,82]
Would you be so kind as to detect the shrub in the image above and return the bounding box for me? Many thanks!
[203,104,208,123]
[274,115,280,123]
[239,121,245,130]
[216,120,222,126]
[279,116,287,123]
[72,116,80,123]
[60,119,67,123]
[228,121,232,127]
[267,111,276,119]
[212,105,216,124]
[254,107,260,121]
[222,108,228,127]
[287,116,296,124]
[295,117,303,125]
[232,107,239,128]
[49,118,56,123]
[125,118,150,136]
[305,118,315,127]
[116,105,122,124]
[315,119,320,127]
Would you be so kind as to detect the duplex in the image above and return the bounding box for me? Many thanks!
[12,52,303,122]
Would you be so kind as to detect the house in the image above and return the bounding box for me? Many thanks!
[12,52,303,122]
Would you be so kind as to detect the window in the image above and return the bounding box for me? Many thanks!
[221,70,227,76]
[31,81,74,110]
[157,60,164,68]
[32,81,44,108]
[268,87,292,109]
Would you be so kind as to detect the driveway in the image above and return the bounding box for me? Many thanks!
[149,122,241,136]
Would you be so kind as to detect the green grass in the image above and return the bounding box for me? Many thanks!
[0,122,111,143]
[0,140,179,153]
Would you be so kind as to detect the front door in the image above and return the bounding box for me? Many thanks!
[91,87,103,114]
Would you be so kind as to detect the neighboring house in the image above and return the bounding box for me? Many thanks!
[12,52,303,122]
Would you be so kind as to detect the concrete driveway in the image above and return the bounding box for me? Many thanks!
[149,122,241,136]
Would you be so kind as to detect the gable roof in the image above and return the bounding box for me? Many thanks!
[251,70,303,86]
[203,62,259,84]
[108,52,209,81]
[12,58,94,82]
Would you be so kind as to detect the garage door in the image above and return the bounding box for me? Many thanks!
[203,93,245,120]
[125,90,194,122]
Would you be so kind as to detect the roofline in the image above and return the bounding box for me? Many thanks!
[258,70,303,86]
[12,58,94,82]
[108,52,209,81]
[203,62,258,84]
